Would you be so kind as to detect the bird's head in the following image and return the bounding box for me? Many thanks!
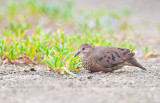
[74,43,93,57]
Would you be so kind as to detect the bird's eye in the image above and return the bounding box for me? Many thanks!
[82,47,85,50]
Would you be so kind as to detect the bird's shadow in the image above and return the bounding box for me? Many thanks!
[110,69,147,74]
[112,70,132,74]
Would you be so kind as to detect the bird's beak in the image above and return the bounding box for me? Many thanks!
[74,51,80,57]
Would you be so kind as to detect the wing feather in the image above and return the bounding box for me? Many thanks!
[93,46,133,68]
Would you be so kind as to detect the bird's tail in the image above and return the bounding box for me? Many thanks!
[127,57,146,70]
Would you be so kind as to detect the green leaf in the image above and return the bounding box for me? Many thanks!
[62,67,77,77]
[49,56,55,67]
[145,44,149,53]
[59,60,63,68]
[45,59,54,68]
[158,23,160,31]
[75,62,82,69]
[62,52,70,66]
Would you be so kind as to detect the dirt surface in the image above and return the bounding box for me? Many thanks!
[0,57,160,103]
[0,0,160,103]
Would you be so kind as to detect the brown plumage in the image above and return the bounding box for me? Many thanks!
[74,43,146,72]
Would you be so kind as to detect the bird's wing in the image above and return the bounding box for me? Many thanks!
[93,46,135,68]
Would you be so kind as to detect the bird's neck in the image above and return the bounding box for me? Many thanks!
[81,52,93,61]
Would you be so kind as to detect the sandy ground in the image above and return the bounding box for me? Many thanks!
[0,57,160,103]
[0,0,160,103]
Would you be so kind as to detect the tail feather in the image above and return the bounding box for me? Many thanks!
[128,57,146,70]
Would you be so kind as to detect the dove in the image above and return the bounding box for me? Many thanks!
[74,43,146,72]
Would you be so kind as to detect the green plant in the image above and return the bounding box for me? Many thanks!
[157,23,160,32]
[144,44,149,54]
[0,0,148,76]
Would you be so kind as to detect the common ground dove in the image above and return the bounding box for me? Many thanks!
[75,43,146,72]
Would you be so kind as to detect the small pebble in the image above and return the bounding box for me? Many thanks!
[30,68,36,71]
[87,75,93,79]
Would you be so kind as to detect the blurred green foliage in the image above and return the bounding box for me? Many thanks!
[0,0,143,75]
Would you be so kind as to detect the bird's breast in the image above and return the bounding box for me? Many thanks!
[81,56,93,70]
